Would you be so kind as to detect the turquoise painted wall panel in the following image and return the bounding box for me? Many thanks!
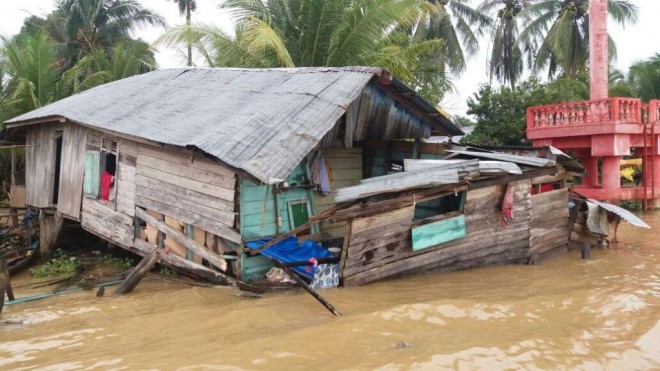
[240,163,315,240]
[412,215,466,251]
[83,151,99,198]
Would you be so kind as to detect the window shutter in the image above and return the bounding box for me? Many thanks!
[83,151,100,198]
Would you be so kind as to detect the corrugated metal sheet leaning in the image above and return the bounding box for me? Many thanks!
[334,169,460,202]
[4,67,463,185]
[446,150,555,167]
[403,159,522,175]
[586,199,651,229]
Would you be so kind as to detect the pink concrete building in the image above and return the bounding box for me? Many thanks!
[526,0,660,208]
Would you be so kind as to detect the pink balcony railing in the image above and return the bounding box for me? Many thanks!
[644,100,660,123]
[527,97,643,129]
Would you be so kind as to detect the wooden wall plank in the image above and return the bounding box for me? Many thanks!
[80,198,133,247]
[25,123,58,208]
[137,154,235,189]
[135,175,233,212]
[341,180,533,286]
[135,186,235,227]
[136,196,241,243]
[137,164,235,201]
[138,144,235,178]
[57,123,87,219]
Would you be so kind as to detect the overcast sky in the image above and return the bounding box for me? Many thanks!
[1,0,659,116]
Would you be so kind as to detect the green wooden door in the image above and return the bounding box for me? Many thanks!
[288,201,310,229]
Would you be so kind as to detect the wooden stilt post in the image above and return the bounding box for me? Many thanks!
[581,243,591,260]
[271,259,341,316]
[114,251,160,295]
[1,258,9,315]
[39,211,64,257]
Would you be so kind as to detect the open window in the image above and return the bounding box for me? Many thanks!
[83,137,118,202]
[411,191,467,251]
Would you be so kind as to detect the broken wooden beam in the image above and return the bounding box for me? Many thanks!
[136,207,227,272]
[115,250,160,295]
[271,259,341,316]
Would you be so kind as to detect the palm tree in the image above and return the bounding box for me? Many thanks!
[168,0,197,66]
[59,0,166,58]
[628,54,660,101]
[414,0,493,74]
[59,40,158,95]
[519,0,637,79]
[1,32,63,115]
[157,0,452,103]
[479,0,530,89]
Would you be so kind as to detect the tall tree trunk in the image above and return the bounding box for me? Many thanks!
[187,6,192,67]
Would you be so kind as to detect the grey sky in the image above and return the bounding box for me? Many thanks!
[1,0,659,117]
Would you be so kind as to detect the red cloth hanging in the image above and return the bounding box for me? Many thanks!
[101,172,113,201]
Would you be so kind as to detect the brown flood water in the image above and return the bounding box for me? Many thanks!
[1,212,659,370]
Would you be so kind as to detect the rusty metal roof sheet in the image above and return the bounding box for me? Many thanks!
[5,67,462,183]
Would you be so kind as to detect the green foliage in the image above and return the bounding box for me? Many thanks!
[60,0,166,56]
[159,266,177,276]
[30,249,80,277]
[156,0,453,103]
[414,0,492,74]
[518,0,638,79]
[102,254,135,268]
[453,115,475,127]
[620,200,643,211]
[461,77,588,146]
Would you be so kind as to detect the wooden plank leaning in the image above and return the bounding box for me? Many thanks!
[270,259,342,316]
[135,207,228,273]
[114,250,160,295]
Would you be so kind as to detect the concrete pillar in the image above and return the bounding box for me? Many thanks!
[582,156,599,186]
[589,0,608,100]
[601,156,621,200]
[653,154,660,205]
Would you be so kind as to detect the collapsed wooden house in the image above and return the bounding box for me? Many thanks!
[2,67,579,289]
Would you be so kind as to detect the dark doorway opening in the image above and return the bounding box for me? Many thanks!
[53,131,63,205]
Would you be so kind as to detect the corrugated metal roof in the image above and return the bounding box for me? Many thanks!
[5,67,462,184]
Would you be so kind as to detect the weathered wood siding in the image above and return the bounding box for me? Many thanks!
[529,189,569,258]
[341,180,532,286]
[81,198,134,248]
[314,148,363,238]
[240,164,315,240]
[116,140,137,216]
[25,123,57,208]
[135,145,240,243]
[56,124,87,219]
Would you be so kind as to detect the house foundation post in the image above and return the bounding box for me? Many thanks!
[39,211,64,257]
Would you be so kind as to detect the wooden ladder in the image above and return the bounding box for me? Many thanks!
[643,122,656,211]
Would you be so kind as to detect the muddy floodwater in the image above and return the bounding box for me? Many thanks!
[1,213,659,370]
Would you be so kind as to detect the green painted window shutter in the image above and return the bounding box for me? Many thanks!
[83,151,100,198]
[412,215,466,251]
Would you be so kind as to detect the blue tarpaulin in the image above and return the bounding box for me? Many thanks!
[245,237,331,278]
